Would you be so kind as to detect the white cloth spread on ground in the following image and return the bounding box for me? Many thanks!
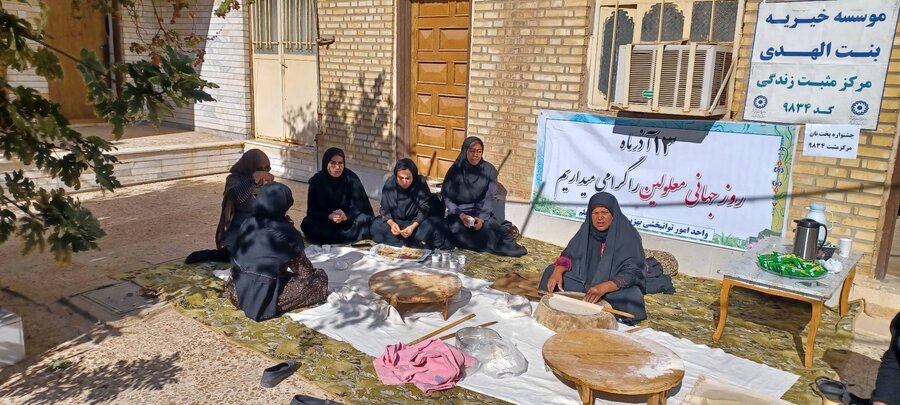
[288,247,798,405]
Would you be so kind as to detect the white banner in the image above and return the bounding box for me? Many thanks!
[744,0,900,130]
[532,111,798,250]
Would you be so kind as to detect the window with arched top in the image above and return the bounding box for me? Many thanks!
[587,0,741,116]
[641,3,685,42]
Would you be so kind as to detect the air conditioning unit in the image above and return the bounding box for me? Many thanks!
[613,44,732,116]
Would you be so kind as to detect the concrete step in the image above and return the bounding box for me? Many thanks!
[1,130,243,193]
[851,273,900,320]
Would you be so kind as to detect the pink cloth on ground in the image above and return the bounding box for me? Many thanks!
[373,339,476,394]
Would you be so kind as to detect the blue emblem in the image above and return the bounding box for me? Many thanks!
[753,95,768,109]
[851,100,869,116]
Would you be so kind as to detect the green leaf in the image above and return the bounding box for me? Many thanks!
[33,47,62,79]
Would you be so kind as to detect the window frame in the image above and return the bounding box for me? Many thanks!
[586,0,745,115]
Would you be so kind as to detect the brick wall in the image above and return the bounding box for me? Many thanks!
[731,0,900,276]
[316,0,396,172]
[4,0,48,94]
[467,0,592,200]
[120,0,252,140]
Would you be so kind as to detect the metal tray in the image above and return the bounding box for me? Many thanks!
[758,262,828,280]
[368,244,432,262]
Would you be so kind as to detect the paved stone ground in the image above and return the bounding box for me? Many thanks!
[0,175,334,404]
[0,307,337,404]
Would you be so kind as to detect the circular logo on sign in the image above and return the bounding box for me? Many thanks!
[851,100,869,116]
[753,95,768,109]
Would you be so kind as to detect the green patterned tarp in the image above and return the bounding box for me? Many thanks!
[121,237,859,404]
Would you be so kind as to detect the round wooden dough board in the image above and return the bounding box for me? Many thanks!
[534,292,617,332]
[368,269,462,305]
[543,329,684,396]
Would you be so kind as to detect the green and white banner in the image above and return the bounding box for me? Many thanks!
[532,111,798,250]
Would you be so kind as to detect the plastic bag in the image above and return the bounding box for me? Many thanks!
[455,327,528,378]
[819,258,843,274]
[492,294,532,318]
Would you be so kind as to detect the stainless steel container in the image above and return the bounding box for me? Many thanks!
[793,218,828,260]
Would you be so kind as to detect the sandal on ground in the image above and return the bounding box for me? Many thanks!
[290,394,344,405]
[816,376,850,404]
[260,359,298,388]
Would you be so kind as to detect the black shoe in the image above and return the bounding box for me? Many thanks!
[816,376,863,405]
[289,394,343,405]
[261,359,298,388]
[185,248,231,264]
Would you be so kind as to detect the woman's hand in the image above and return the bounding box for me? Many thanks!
[330,209,347,223]
[584,281,617,304]
[253,171,274,185]
[545,266,567,293]
[387,219,401,235]
[459,213,472,228]
[400,222,419,238]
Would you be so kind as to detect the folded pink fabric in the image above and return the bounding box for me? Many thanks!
[374,339,476,394]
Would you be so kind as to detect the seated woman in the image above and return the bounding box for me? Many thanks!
[370,159,452,249]
[441,136,526,257]
[301,147,374,245]
[186,149,274,263]
[872,311,899,405]
[539,192,647,323]
[225,182,328,322]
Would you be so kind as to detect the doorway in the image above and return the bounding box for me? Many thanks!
[409,0,471,179]
[45,0,109,123]
[251,0,319,146]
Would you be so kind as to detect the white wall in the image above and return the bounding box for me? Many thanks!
[120,1,252,140]
[4,1,47,94]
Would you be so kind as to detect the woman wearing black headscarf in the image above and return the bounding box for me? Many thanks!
[371,159,452,249]
[301,147,374,245]
[441,136,526,257]
[539,192,647,322]
[186,149,274,263]
[224,182,328,321]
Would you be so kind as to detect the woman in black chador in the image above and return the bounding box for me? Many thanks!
[300,147,374,245]
[370,159,451,249]
[539,192,647,323]
[225,182,328,322]
[441,136,526,257]
[186,149,274,263]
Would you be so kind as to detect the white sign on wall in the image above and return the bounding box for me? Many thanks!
[744,0,900,130]
[533,111,798,250]
[803,124,860,159]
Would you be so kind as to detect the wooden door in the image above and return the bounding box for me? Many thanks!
[411,0,471,179]
[45,0,107,122]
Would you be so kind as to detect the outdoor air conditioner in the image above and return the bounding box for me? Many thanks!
[613,44,732,116]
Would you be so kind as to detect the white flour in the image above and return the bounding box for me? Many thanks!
[628,337,685,379]
[548,295,602,316]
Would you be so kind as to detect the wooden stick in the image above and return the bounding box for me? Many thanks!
[437,321,498,341]
[539,290,636,319]
[407,313,476,345]
[626,325,647,334]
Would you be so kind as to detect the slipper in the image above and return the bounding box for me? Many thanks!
[289,394,343,405]
[260,359,298,388]
[815,377,850,405]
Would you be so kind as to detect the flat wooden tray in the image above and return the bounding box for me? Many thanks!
[368,269,462,320]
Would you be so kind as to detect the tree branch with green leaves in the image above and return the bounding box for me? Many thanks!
[0,0,239,262]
